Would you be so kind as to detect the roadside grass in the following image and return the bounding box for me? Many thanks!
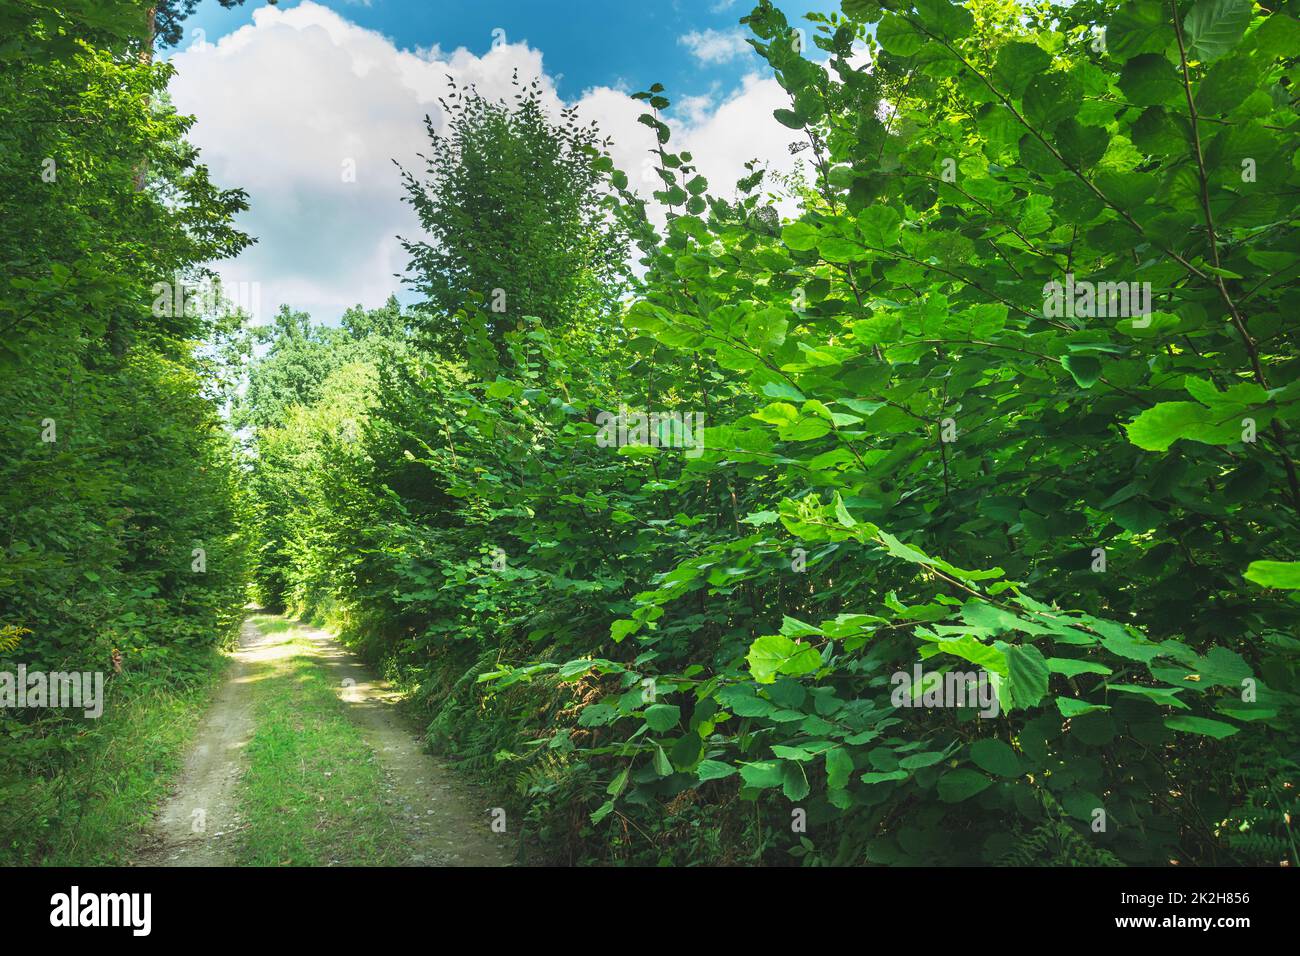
[234,630,405,866]
[0,650,227,866]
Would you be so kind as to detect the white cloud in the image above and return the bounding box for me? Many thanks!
[677,74,807,210]
[166,1,805,325]
[675,93,715,126]
[678,27,753,65]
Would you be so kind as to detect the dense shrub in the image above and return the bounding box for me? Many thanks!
[228,0,1300,866]
[0,1,254,860]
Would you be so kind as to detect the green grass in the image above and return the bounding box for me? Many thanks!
[2,618,411,866]
[234,631,406,866]
[244,614,294,634]
[0,650,228,866]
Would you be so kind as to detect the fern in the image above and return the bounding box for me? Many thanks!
[1228,830,1289,864]
[515,752,569,796]
[998,790,1123,867]
[0,625,29,655]
[1225,754,1299,866]
[997,817,1123,867]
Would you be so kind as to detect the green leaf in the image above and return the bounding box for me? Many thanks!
[779,615,823,639]
[1097,628,1162,663]
[1183,0,1254,62]
[926,636,1008,675]
[746,634,822,683]
[1022,71,1082,129]
[1196,53,1256,115]
[759,380,806,402]
[1062,354,1101,388]
[1109,684,1191,709]
[753,402,799,426]
[782,760,810,800]
[876,13,925,56]
[781,221,819,251]
[818,237,864,263]
[834,493,857,528]
[1255,12,1300,58]
[697,760,738,782]
[1005,643,1050,709]
[914,0,975,40]
[1047,658,1113,678]
[861,769,909,784]
[610,619,640,643]
[825,747,853,790]
[1057,697,1111,718]
[993,42,1052,96]
[1111,498,1163,534]
[1184,376,1268,408]
[1119,53,1183,106]
[969,738,1022,777]
[773,108,807,130]
[590,800,615,824]
[1243,560,1300,589]
[937,768,992,802]
[579,703,619,727]
[606,768,629,796]
[1109,1,1174,62]
[1164,715,1239,739]
[899,750,945,769]
[745,307,789,349]
[719,687,775,718]
[1062,791,1105,822]
[644,703,681,732]
[1069,711,1115,745]
[1125,401,1246,451]
[1054,121,1110,169]
[858,205,902,248]
[653,744,673,776]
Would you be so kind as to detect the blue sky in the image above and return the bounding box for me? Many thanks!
[180,0,840,111]
[166,0,848,325]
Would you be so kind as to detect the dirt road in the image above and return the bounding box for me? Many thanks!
[137,616,512,867]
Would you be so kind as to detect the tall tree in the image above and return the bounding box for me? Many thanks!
[397,73,629,369]
[0,0,256,858]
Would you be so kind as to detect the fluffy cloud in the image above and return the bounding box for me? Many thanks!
[166,2,806,325]
[678,27,753,64]
[676,74,806,207]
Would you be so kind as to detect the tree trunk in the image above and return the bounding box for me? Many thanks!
[132,6,156,192]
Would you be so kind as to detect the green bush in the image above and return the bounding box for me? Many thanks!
[236,0,1300,866]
